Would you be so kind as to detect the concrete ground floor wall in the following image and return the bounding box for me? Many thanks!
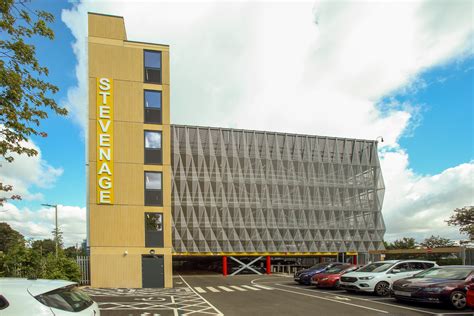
[90,247,173,288]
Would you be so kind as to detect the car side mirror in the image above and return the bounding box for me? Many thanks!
[391,269,401,274]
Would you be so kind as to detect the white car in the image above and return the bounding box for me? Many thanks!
[340,260,437,296]
[0,278,100,316]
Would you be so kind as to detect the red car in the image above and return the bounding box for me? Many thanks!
[393,266,474,310]
[311,264,358,289]
[467,283,474,308]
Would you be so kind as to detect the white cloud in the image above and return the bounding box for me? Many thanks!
[0,202,86,247]
[60,0,473,242]
[0,139,63,201]
[381,151,474,241]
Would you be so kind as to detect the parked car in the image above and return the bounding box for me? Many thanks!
[294,262,344,285]
[311,264,359,289]
[0,278,100,316]
[340,260,437,296]
[392,265,474,310]
[467,283,474,308]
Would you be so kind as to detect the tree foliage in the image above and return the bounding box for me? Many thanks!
[31,238,55,256]
[0,222,24,252]
[420,235,454,248]
[384,237,417,250]
[0,0,67,205]
[0,222,80,282]
[446,206,474,240]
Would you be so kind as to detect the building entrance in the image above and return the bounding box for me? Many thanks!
[142,255,165,288]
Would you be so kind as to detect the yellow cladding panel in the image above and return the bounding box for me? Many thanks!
[88,162,171,206]
[90,122,168,165]
[90,80,169,125]
[88,13,126,40]
[90,247,173,288]
[96,78,114,204]
[89,205,172,248]
[162,84,170,125]
[89,43,142,82]
[90,252,141,288]
[114,81,146,123]
[162,51,170,85]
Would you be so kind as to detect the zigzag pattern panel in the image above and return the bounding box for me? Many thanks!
[171,125,386,254]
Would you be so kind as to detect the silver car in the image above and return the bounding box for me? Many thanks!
[0,278,100,316]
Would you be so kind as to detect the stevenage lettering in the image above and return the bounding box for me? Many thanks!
[96,77,114,204]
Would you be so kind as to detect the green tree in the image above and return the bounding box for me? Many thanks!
[43,253,81,282]
[0,0,68,205]
[420,235,454,248]
[385,237,417,250]
[0,242,41,278]
[31,239,56,256]
[0,222,24,252]
[0,225,82,281]
[447,206,474,240]
[64,246,78,258]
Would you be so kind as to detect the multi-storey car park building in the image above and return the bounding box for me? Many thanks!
[88,13,386,288]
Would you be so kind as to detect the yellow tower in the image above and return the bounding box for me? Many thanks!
[87,12,172,288]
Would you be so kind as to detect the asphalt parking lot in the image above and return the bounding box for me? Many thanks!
[85,274,474,316]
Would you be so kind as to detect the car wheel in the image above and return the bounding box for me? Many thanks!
[450,291,467,310]
[374,281,390,297]
[334,280,341,289]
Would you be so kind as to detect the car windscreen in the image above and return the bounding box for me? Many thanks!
[357,262,394,273]
[325,265,348,274]
[309,263,330,270]
[35,285,93,312]
[414,267,473,280]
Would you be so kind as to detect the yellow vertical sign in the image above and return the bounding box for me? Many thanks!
[96,78,114,204]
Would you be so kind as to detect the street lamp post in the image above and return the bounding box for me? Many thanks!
[41,203,59,258]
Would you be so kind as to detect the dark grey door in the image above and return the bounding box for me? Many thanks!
[142,255,164,288]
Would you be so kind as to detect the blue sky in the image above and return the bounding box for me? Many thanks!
[396,58,474,175]
[1,1,473,244]
[19,0,84,208]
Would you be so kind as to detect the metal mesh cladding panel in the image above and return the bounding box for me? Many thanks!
[171,125,386,253]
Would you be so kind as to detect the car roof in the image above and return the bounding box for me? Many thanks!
[0,278,76,296]
[372,260,436,264]
[436,265,474,268]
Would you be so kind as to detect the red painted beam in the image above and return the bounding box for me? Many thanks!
[266,256,271,274]
[223,256,228,276]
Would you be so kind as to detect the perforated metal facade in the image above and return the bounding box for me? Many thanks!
[171,125,386,254]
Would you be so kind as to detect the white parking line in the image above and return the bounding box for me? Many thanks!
[194,287,206,293]
[171,296,178,316]
[241,285,260,291]
[252,284,274,290]
[274,284,438,315]
[229,285,247,292]
[206,287,220,293]
[437,313,474,315]
[271,284,389,314]
[178,276,224,316]
[217,286,234,292]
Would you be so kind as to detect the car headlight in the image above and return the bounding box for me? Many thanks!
[321,278,328,281]
[422,287,443,293]
[359,276,375,280]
